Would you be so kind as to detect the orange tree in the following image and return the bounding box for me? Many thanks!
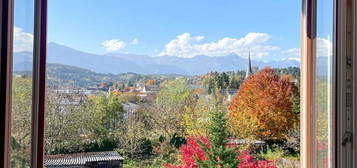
[146,79,155,86]
[228,68,299,140]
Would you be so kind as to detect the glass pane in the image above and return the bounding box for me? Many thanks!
[10,0,34,167]
[315,0,333,167]
[45,1,301,167]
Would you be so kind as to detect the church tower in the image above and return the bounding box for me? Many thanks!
[245,52,253,79]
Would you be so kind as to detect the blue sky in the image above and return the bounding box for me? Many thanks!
[15,0,302,61]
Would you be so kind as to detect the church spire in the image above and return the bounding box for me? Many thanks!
[245,52,253,79]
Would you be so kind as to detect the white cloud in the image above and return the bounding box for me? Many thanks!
[281,57,301,62]
[102,39,126,52]
[282,48,300,57]
[282,37,332,59]
[130,38,139,45]
[158,32,280,58]
[13,26,33,52]
[317,37,332,57]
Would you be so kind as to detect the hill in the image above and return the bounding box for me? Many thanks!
[14,63,181,88]
[13,42,300,75]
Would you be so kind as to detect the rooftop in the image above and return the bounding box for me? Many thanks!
[45,151,124,166]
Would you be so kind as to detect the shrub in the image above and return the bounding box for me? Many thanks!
[170,133,187,149]
[164,137,208,168]
[258,145,284,161]
[164,137,276,168]
[139,138,154,158]
[238,151,277,168]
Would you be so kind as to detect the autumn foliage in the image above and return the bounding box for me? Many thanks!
[146,79,155,86]
[164,137,276,168]
[228,68,299,140]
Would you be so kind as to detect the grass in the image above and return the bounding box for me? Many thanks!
[258,145,285,161]
[123,158,167,168]
[257,146,300,168]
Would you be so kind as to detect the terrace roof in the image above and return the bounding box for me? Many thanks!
[44,151,124,166]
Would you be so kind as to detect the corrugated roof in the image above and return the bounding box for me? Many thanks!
[45,151,124,166]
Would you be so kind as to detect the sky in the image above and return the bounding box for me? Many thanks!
[14,0,305,61]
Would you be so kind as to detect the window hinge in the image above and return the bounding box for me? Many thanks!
[341,131,353,146]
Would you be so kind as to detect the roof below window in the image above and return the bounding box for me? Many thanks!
[44,151,124,167]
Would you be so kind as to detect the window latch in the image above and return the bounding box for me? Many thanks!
[342,131,353,146]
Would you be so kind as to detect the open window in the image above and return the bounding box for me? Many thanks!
[2,0,357,167]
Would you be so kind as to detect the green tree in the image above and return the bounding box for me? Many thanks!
[118,107,154,158]
[11,77,32,167]
[45,90,94,154]
[90,93,125,139]
[45,91,125,154]
[182,97,213,136]
[149,79,196,139]
[196,95,239,168]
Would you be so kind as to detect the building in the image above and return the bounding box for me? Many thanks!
[225,89,238,102]
[141,85,160,93]
[137,85,160,97]
[45,151,124,168]
[245,52,253,79]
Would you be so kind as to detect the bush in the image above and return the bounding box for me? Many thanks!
[238,152,277,168]
[164,137,276,168]
[258,145,284,161]
[138,138,154,158]
[82,138,118,152]
[152,140,179,164]
[170,133,187,149]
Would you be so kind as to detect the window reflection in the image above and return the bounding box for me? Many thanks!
[315,0,333,167]
[11,0,34,167]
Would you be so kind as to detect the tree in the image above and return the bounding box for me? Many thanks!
[90,93,125,138]
[229,68,299,140]
[146,79,196,162]
[201,72,245,94]
[146,79,155,86]
[117,107,154,158]
[45,90,95,154]
[117,92,140,103]
[196,98,239,168]
[45,91,125,154]
[149,79,196,139]
[11,77,32,167]
[165,95,276,168]
[182,97,213,136]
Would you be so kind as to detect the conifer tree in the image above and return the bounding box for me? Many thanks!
[196,91,240,168]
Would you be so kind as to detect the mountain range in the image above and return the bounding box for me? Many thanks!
[13,42,300,75]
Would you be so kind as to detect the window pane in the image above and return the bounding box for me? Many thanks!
[315,0,333,167]
[45,1,301,167]
[10,0,34,167]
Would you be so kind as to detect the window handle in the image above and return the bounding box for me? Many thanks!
[341,131,353,146]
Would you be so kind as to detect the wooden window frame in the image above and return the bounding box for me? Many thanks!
[336,0,353,167]
[335,0,356,167]
[0,0,14,167]
[2,0,352,167]
[31,0,47,167]
[301,0,339,167]
[301,0,357,167]
[300,0,315,167]
[0,0,47,167]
